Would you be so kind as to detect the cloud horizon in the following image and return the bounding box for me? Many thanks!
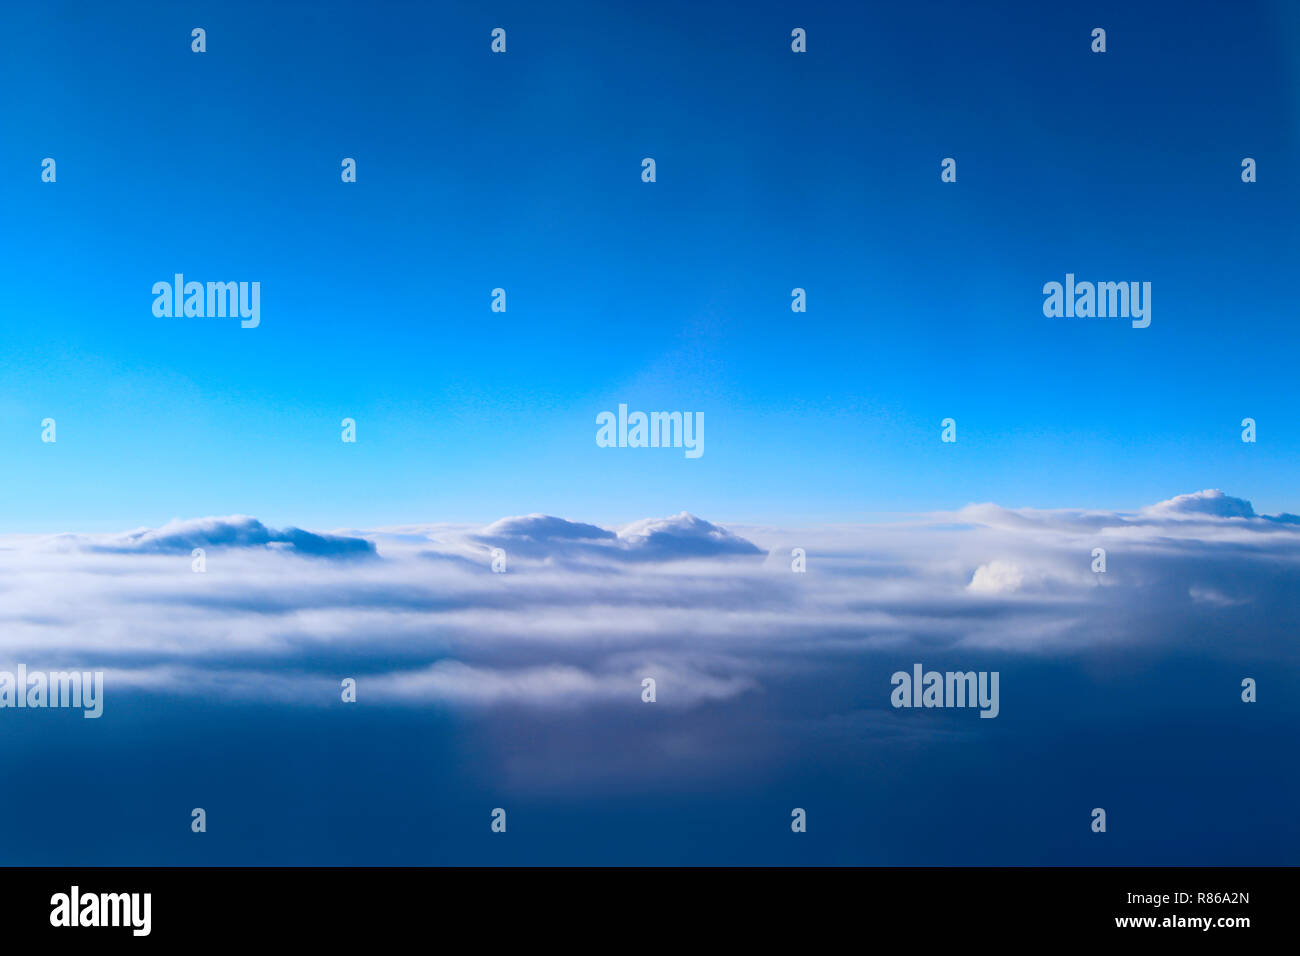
[0,488,1294,717]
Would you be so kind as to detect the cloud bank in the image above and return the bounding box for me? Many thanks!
[1,491,1296,716]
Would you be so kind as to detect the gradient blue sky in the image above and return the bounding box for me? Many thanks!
[2,0,1297,532]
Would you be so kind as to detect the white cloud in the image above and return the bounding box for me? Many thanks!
[967,560,1027,594]
[51,514,376,557]
[615,511,764,557]
[1,494,1296,711]
[1141,489,1257,520]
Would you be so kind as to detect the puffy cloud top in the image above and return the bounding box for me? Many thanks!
[1141,489,1256,519]
[474,511,762,561]
[72,515,376,558]
[957,489,1298,533]
[477,514,616,543]
[616,511,764,558]
[967,560,1027,594]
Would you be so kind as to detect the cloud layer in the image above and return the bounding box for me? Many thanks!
[1,490,1296,716]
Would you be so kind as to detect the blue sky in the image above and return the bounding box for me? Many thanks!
[1,0,1296,532]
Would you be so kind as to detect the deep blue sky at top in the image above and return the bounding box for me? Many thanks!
[1,0,1296,531]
